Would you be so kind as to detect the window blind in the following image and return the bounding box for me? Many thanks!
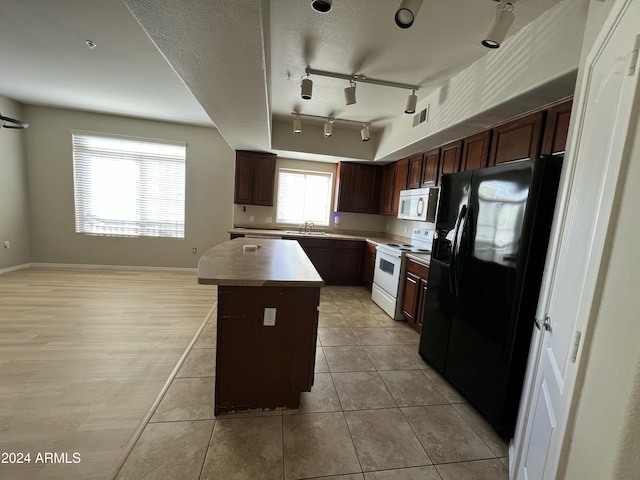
[72,132,186,238]
[276,168,333,225]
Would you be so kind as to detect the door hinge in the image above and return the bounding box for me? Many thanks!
[535,315,552,332]
[627,35,640,76]
[571,331,582,363]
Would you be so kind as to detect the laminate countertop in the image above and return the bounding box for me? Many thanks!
[197,238,324,287]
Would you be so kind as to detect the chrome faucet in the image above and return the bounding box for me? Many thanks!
[304,221,314,233]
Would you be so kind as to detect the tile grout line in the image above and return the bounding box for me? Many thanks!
[107,301,217,480]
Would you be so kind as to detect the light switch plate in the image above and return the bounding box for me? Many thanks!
[263,308,276,326]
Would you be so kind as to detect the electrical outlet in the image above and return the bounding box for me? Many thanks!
[192,247,197,254]
[263,308,276,326]
[3,241,9,249]
[249,215,255,222]
[403,226,408,234]
[265,216,272,223]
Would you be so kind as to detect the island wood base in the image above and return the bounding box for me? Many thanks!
[215,285,320,415]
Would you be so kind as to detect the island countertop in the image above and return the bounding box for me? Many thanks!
[197,237,324,287]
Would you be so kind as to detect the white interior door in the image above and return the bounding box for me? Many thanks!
[514,1,640,479]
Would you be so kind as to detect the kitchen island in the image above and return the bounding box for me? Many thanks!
[197,238,324,415]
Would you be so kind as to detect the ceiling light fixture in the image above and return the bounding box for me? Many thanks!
[291,112,372,141]
[311,0,332,13]
[361,125,371,142]
[303,67,420,114]
[301,75,313,100]
[405,89,418,114]
[395,0,423,29]
[344,81,356,106]
[85,40,97,49]
[293,116,302,134]
[482,0,516,49]
[0,113,29,129]
[324,119,334,137]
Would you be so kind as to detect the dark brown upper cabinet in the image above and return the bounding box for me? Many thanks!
[234,151,277,206]
[378,163,396,216]
[407,153,424,189]
[460,130,492,172]
[541,98,573,155]
[489,111,545,166]
[420,148,440,187]
[334,162,380,214]
[440,140,462,176]
[391,158,410,216]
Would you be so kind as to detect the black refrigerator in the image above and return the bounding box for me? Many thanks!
[419,156,562,437]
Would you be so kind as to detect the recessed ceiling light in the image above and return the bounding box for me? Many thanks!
[85,40,97,49]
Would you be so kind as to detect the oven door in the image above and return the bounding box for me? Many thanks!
[373,247,402,297]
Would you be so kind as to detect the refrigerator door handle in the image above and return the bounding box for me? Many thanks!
[456,203,473,295]
[450,204,467,295]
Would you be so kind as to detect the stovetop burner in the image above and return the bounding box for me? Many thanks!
[379,229,434,255]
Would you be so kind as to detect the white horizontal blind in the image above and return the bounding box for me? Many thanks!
[276,168,333,225]
[72,133,186,238]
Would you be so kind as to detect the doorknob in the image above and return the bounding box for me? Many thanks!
[535,315,552,332]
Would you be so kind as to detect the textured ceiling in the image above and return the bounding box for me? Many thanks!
[1,0,567,160]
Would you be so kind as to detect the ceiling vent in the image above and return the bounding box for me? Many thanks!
[413,106,429,127]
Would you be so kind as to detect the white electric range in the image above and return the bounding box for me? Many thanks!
[371,228,434,320]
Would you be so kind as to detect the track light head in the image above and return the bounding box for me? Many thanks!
[344,82,356,106]
[301,77,313,100]
[361,125,371,142]
[311,0,332,13]
[482,1,515,49]
[293,117,302,134]
[324,120,333,137]
[395,0,423,29]
[405,90,418,114]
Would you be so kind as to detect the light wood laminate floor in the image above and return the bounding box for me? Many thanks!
[0,267,216,480]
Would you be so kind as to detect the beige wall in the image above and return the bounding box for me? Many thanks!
[0,96,31,270]
[24,105,234,268]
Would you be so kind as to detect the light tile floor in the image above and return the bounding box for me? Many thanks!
[115,286,509,480]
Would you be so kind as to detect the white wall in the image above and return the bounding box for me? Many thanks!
[24,105,234,268]
[0,96,31,270]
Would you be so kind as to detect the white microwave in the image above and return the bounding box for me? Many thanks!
[398,187,438,222]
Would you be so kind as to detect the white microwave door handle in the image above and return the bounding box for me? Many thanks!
[417,197,425,216]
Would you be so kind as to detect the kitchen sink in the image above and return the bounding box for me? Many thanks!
[283,231,328,236]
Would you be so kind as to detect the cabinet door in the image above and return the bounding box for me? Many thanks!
[334,162,356,212]
[391,158,409,216]
[421,148,440,187]
[541,98,573,155]
[489,110,544,166]
[378,163,396,215]
[297,239,332,282]
[402,271,421,327]
[253,154,276,206]
[460,130,491,172]
[440,140,462,176]
[331,241,364,285]
[361,243,376,290]
[354,165,380,213]
[407,153,424,189]
[234,152,254,204]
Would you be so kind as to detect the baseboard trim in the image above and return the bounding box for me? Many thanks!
[29,262,197,272]
[0,263,33,275]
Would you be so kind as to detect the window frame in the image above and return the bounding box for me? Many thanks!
[275,167,334,227]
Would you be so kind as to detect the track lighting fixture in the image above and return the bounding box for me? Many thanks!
[482,0,515,49]
[344,81,356,106]
[360,125,371,142]
[405,89,418,114]
[311,0,332,13]
[301,75,313,100]
[302,67,420,114]
[324,119,333,137]
[291,112,372,142]
[395,0,423,29]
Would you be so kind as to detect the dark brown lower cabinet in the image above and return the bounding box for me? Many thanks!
[402,258,430,333]
[287,238,364,286]
[215,285,320,415]
[361,242,376,290]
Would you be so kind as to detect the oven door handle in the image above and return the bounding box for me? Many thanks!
[449,204,467,296]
